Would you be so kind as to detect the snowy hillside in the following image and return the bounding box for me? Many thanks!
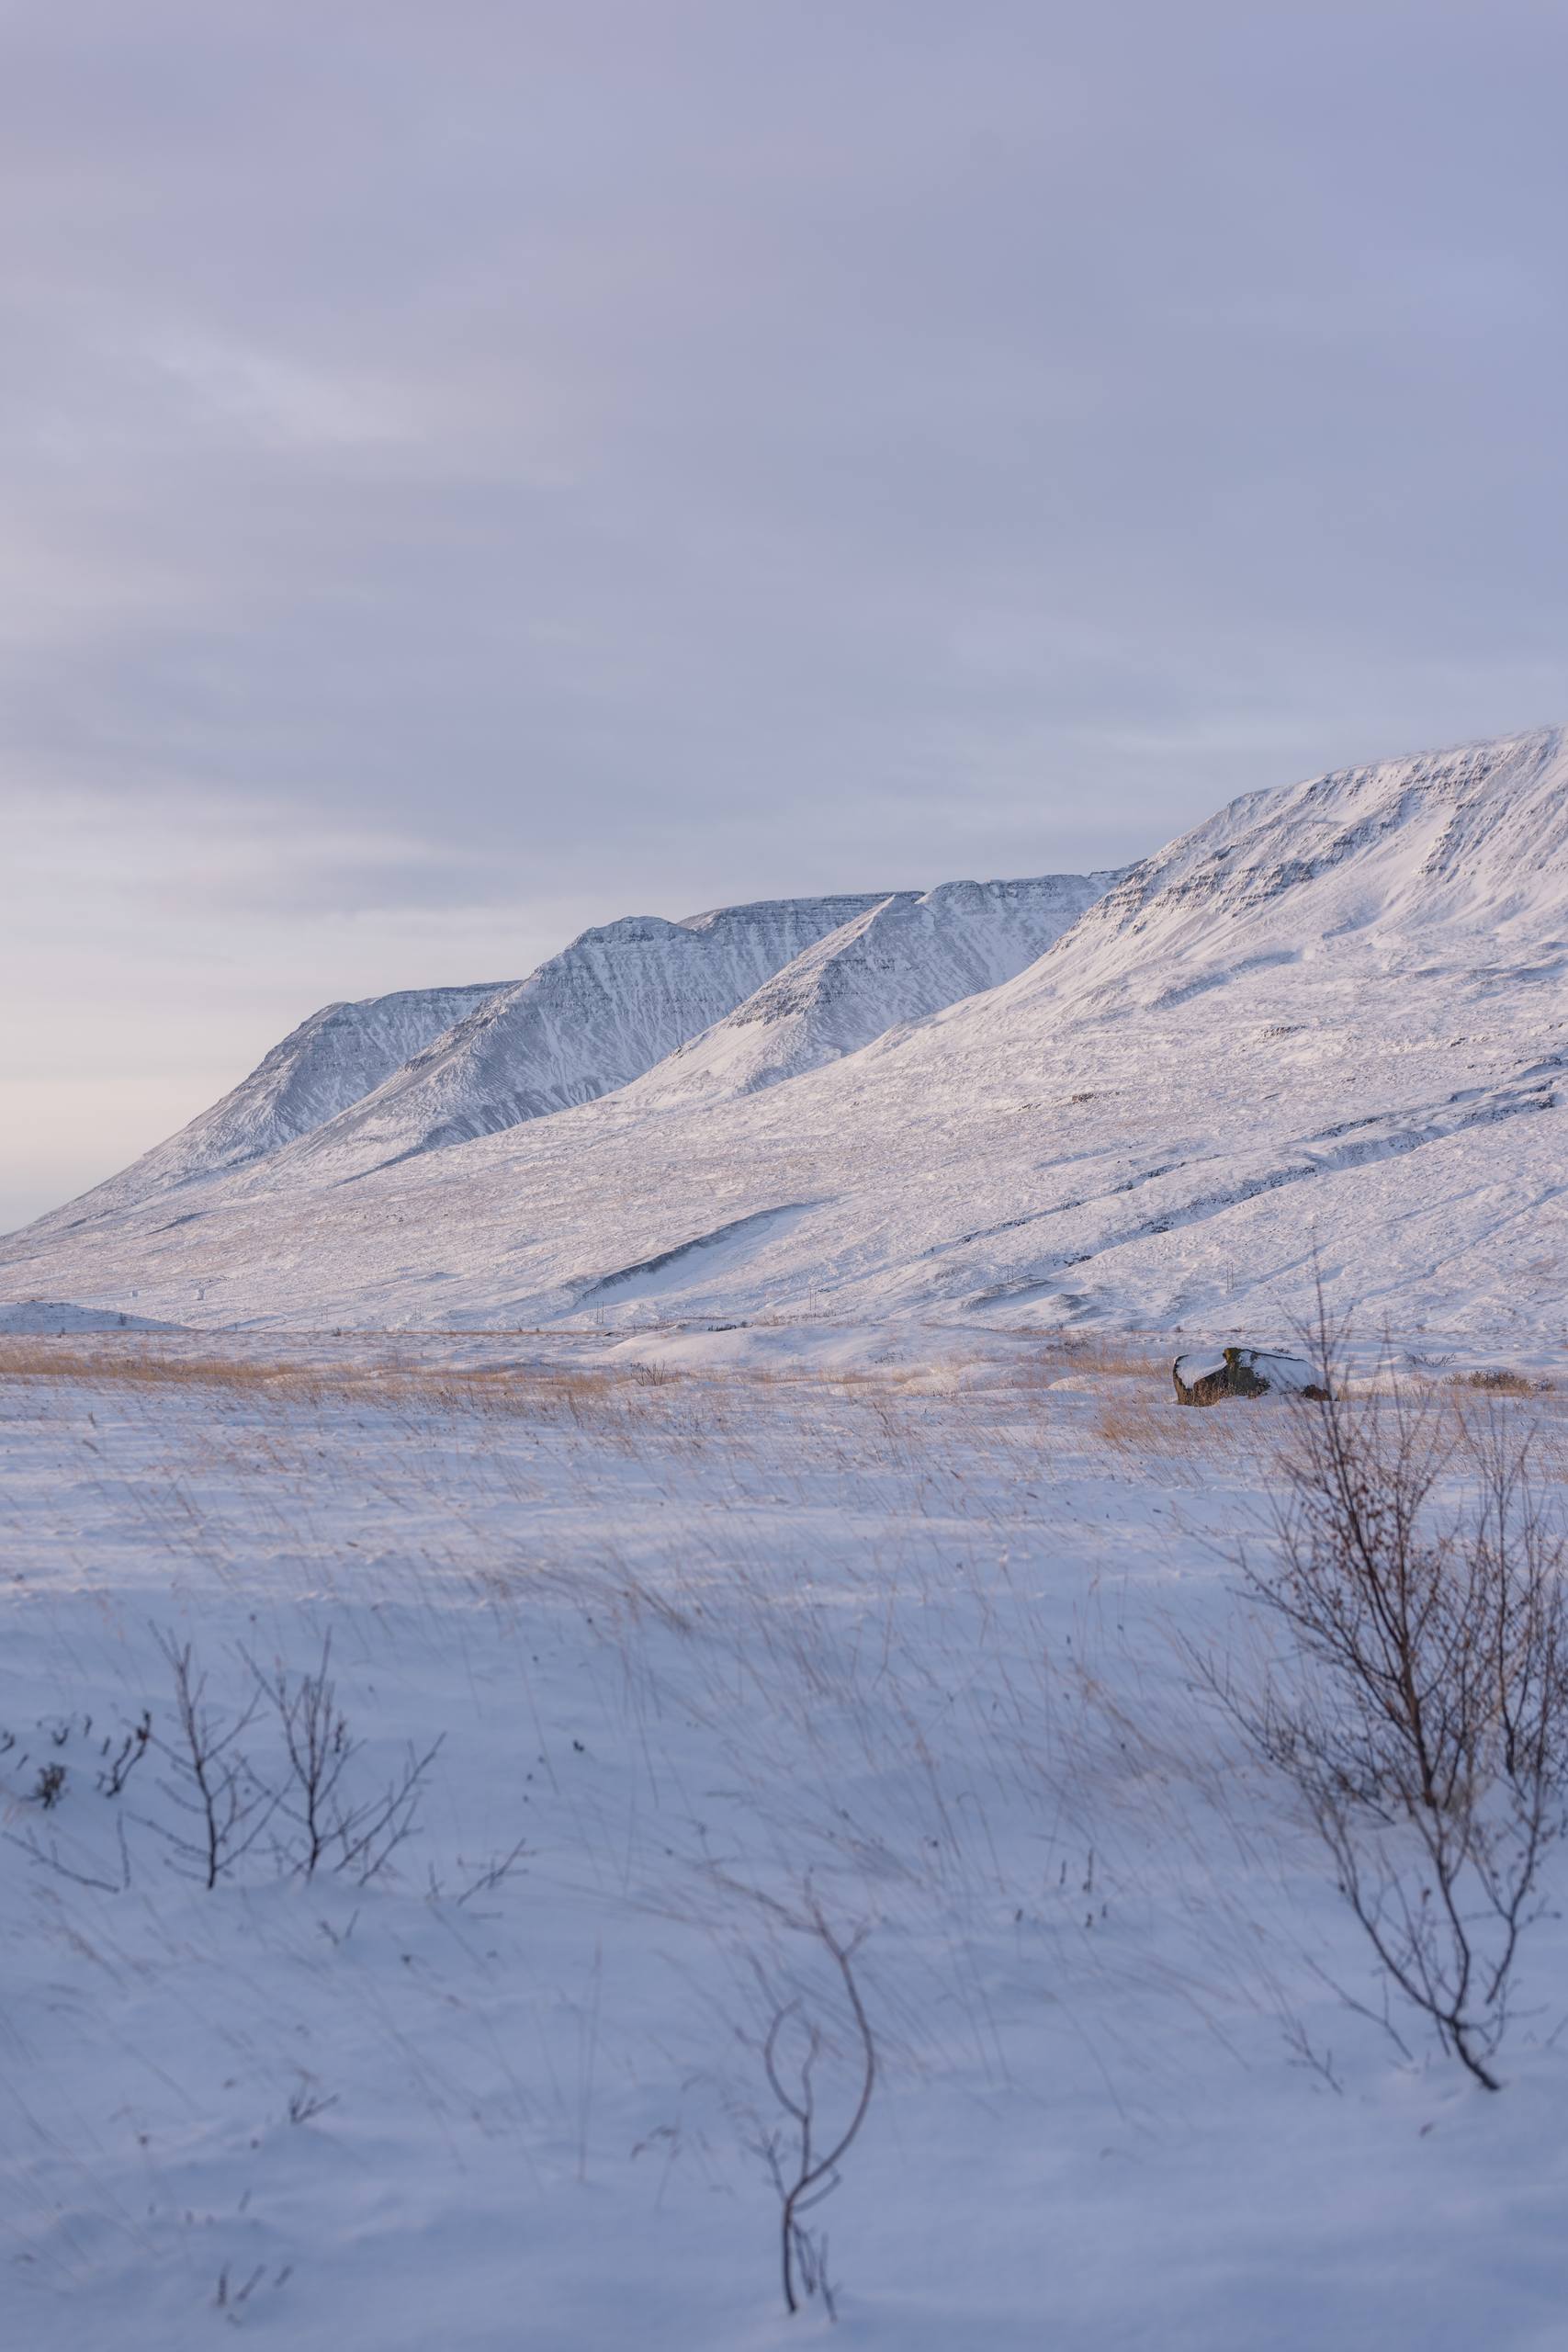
[259,895,892,1181]
[636,872,1122,1101]
[29,983,505,1228]
[1011,723,1568,1018]
[7,727,1568,1344]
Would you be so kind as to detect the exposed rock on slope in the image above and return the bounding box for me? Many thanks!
[635,872,1124,1101]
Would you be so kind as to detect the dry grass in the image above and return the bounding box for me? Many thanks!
[0,1343,715,1463]
[0,1332,1239,1504]
[0,1342,298,1389]
[1090,1388,1269,1484]
[1064,1338,1169,1380]
[25,1330,1555,1510]
[1453,1366,1539,1397]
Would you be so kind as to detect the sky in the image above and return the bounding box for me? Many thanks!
[5,0,1568,1232]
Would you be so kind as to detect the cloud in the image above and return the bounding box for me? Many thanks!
[6,0,1568,1220]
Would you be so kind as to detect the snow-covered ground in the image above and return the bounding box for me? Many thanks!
[5,1334,1567,2349]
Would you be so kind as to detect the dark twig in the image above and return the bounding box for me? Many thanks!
[141,1633,278,1888]
[754,1899,877,2319]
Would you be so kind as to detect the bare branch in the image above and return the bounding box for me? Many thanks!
[752,1902,877,2319]
[1204,1297,1568,2089]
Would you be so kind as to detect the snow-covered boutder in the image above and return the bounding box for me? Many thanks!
[1172,1345,1329,1405]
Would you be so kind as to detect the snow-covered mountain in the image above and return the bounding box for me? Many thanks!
[9,727,1568,1344]
[32,983,505,1231]
[635,873,1123,1102]
[1015,724,1568,1019]
[261,895,893,1181]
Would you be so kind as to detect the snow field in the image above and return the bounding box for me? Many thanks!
[3,1340,1567,2348]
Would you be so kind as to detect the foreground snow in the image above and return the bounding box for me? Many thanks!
[3,1335,1566,2349]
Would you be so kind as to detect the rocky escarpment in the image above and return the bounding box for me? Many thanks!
[268,895,898,1175]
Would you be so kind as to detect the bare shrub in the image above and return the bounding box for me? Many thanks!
[286,2076,340,2125]
[1212,1345,1568,2089]
[752,1901,877,2320]
[5,1714,139,1886]
[1456,1367,1536,1397]
[254,1634,354,1877]
[252,1634,444,1883]
[448,1835,531,1906]
[144,1634,277,1888]
[97,1710,152,1796]
[11,1813,133,1893]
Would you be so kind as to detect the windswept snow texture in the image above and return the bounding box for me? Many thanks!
[31,983,504,1228]
[266,895,892,1177]
[636,871,1124,1100]
[12,726,1568,1344]
[10,1347,1568,2348]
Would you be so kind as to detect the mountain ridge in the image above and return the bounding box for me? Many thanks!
[28,982,507,1232]
[633,871,1125,1102]
[236,893,900,1185]
[8,728,1568,1345]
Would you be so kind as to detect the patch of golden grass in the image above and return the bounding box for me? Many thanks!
[0,1343,303,1391]
[0,1341,683,1429]
[1453,1367,1539,1397]
[1089,1385,1274,1484]
[1001,1338,1153,1381]
[1067,1339,1169,1380]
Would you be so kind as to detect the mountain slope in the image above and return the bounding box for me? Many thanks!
[262,895,893,1181]
[635,872,1123,1102]
[30,983,505,1231]
[1007,723,1568,1020]
[8,728,1568,1345]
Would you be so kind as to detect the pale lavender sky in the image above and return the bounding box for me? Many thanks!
[5,0,1568,1229]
